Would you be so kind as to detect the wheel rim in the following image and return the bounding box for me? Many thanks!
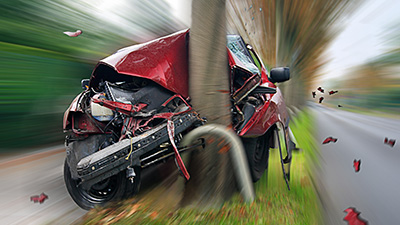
[80,176,120,203]
[68,168,122,205]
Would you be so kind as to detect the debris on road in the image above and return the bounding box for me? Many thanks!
[322,137,337,144]
[343,207,368,225]
[353,159,361,173]
[30,193,48,204]
[384,138,395,147]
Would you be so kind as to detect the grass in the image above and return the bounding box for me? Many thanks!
[78,110,322,224]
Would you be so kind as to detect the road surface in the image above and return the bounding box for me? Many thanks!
[0,146,87,225]
[311,104,400,224]
[0,145,179,225]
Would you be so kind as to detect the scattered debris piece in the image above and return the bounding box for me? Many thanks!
[30,193,48,204]
[329,90,338,95]
[353,159,361,173]
[317,87,324,93]
[384,137,396,147]
[312,91,316,98]
[338,105,343,107]
[343,207,368,225]
[319,97,324,103]
[63,29,82,37]
[322,137,337,144]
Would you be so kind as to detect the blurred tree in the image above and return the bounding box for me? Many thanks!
[227,0,359,108]
[338,20,400,110]
[185,0,236,208]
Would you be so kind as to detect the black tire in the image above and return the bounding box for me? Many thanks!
[242,135,270,182]
[64,159,140,210]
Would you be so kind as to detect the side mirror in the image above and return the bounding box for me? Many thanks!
[269,67,290,83]
[81,79,90,90]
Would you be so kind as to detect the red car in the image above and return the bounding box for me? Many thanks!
[63,29,294,210]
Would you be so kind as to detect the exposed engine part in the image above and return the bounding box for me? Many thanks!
[91,93,114,121]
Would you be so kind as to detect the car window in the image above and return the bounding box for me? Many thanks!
[227,35,260,75]
[249,50,262,73]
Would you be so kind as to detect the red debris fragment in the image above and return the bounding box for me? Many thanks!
[353,159,361,172]
[30,193,48,204]
[343,207,368,225]
[317,87,324,93]
[384,137,396,147]
[319,97,324,103]
[329,90,338,95]
[322,137,338,144]
[312,91,316,98]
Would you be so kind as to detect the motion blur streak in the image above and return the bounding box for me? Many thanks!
[311,103,400,224]
[0,0,188,150]
[1,0,399,224]
[0,1,191,223]
[226,0,359,108]
[0,147,87,225]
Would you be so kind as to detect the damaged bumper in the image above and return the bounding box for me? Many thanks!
[76,111,202,190]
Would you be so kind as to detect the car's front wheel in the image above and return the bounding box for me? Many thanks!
[242,133,270,182]
[64,159,140,210]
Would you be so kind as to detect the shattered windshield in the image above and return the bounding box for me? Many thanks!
[227,35,260,75]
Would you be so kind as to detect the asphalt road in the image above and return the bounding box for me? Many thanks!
[0,145,179,225]
[0,146,87,225]
[311,104,400,224]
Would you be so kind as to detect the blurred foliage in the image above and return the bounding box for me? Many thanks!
[326,21,400,112]
[227,0,360,108]
[0,0,186,150]
[0,43,92,148]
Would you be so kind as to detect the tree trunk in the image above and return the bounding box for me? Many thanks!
[182,0,236,209]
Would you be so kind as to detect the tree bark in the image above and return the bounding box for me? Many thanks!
[182,0,236,209]
[189,0,231,125]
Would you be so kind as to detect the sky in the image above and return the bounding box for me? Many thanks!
[165,0,192,27]
[320,0,400,82]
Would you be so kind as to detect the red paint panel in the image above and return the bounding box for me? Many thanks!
[63,92,84,130]
[239,99,276,137]
[100,30,190,97]
[239,87,288,137]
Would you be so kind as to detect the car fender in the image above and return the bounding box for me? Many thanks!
[238,87,289,137]
[63,92,84,130]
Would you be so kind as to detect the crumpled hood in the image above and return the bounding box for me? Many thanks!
[93,29,190,97]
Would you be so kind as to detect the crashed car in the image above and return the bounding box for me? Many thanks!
[63,29,294,210]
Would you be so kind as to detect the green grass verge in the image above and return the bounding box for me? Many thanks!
[78,110,322,225]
